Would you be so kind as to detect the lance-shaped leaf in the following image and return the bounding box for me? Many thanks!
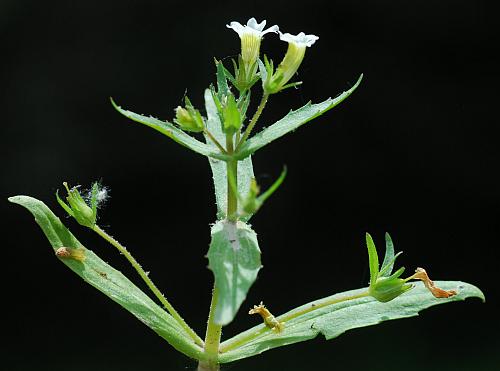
[204,89,256,221]
[8,195,204,361]
[110,98,226,160]
[218,281,484,363]
[207,220,262,326]
[235,74,363,160]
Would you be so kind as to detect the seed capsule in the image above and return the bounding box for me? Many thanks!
[249,302,284,333]
[55,246,86,262]
[411,267,457,298]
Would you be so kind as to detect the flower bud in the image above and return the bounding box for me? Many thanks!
[240,167,287,217]
[222,94,242,134]
[369,268,413,303]
[174,97,204,132]
[56,182,98,228]
[241,179,262,215]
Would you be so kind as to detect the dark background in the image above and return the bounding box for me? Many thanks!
[1,1,498,370]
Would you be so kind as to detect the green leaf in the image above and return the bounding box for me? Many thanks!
[110,98,225,160]
[218,281,484,363]
[204,89,256,221]
[207,220,262,326]
[366,232,379,286]
[236,74,363,159]
[9,195,204,361]
[380,232,395,277]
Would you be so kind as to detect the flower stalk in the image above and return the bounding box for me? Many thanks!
[92,225,204,347]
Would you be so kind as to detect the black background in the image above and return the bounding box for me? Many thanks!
[2,1,498,370]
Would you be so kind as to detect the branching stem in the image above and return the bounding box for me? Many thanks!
[92,225,204,347]
[204,128,227,154]
[236,93,269,150]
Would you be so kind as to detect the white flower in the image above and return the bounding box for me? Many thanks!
[264,31,319,94]
[226,17,279,38]
[227,18,279,69]
[279,31,319,48]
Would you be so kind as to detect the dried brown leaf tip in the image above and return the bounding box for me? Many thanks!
[55,246,86,262]
[410,267,457,298]
[249,301,285,333]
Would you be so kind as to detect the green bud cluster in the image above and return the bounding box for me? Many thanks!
[365,233,413,303]
[56,182,101,228]
[241,179,262,215]
[174,97,205,133]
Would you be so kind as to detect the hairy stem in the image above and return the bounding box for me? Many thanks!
[199,286,222,370]
[236,93,269,150]
[204,128,227,154]
[199,134,241,369]
[92,225,204,347]
[226,134,238,221]
[219,290,370,353]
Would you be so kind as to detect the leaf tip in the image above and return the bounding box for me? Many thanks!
[8,195,29,205]
[7,195,18,203]
[109,97,122,112]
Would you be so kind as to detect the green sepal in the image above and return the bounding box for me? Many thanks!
[219,281,484,363]
[233,55,260,93]
[217,59,237,86]
[366,232,379,286]
[366,233,412,302]
[238,90,251,121]
[380,232,396,277]
[280,81,303,91]
[240,179,261,216]
[235,74,363,160]
[216,60,230,102]
[222,94,242,134]
[89,182,99,219]
[174,96,205,133]
[207,220,262,326]
[258,55,274,93]
[369,276,413,303]
[241,166,288,218]
[56,182,97,228]
[8,195,204,361]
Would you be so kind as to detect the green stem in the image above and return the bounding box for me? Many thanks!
[236,93,269,150]
[92,225,204,347]
[204,128,227,154]
[198,133,240,369]
[226,134,238,221]
[200,286,222,370]
[219,290,370,353]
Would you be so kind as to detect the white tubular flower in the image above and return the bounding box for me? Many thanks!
[279,31,319,48]
[227,17,279,67]
[265,31,319,94]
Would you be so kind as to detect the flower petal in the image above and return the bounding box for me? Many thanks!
[228,18,279,38]
[279,31,319,47]
[247,17,266,31]
[261,24,279,36]
[227,21,245,37]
